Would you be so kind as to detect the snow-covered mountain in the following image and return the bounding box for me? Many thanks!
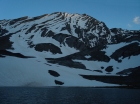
[0,12,140,87]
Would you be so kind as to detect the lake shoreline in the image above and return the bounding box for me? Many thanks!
[0,85,139,89]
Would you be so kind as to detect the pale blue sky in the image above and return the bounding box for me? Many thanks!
[0,0,140,30]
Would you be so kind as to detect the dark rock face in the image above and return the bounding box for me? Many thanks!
[111,42,140,62]
[20,14,48,24]
[129,66,140,77]
[101,66,104,69]
[61,23,71,34]
[80,74,140,86]
[48,70,60,77]
[52,33,69,45]
[116,66,140,76]
[25,24,37,34]
[41,30,54,37]
[9,16,28,25]
[110,28,140,43]
[0,50,34,58]
[0,26,8,36]
[105,66,113,72]
[47,59,87,70]
[0,54,5,57]
[34,43,62,54]
[54,80,64,85]
[0,34,13,50]
[89,50,110,62]
[40,28,47,37]
[0,29,21,50]
[65,36,86,50]
[53,33,87,50]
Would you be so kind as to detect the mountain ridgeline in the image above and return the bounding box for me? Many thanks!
[0,12,140,87]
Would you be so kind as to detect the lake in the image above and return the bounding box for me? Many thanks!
[0,87,140,104]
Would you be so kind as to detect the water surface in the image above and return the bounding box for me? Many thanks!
[0,87,140,104]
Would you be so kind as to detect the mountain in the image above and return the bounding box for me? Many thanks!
[0,12,140,87]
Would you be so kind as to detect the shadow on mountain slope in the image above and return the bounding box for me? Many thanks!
[0,50,35,58]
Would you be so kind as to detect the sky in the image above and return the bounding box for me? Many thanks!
[0,0,140,30]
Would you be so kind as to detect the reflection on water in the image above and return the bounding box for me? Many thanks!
[0,87,140,104]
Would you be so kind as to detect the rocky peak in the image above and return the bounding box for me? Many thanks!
[110,28,140,43]
[0,12,112,49]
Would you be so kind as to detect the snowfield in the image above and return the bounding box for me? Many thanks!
[0,12,140,87]
[0,56,118,87]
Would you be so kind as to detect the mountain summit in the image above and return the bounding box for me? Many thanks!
[0,12,140,87]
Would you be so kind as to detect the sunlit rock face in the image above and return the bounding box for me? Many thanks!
[0,12,140,87]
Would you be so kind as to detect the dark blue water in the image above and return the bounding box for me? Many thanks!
[0,87,140,104]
